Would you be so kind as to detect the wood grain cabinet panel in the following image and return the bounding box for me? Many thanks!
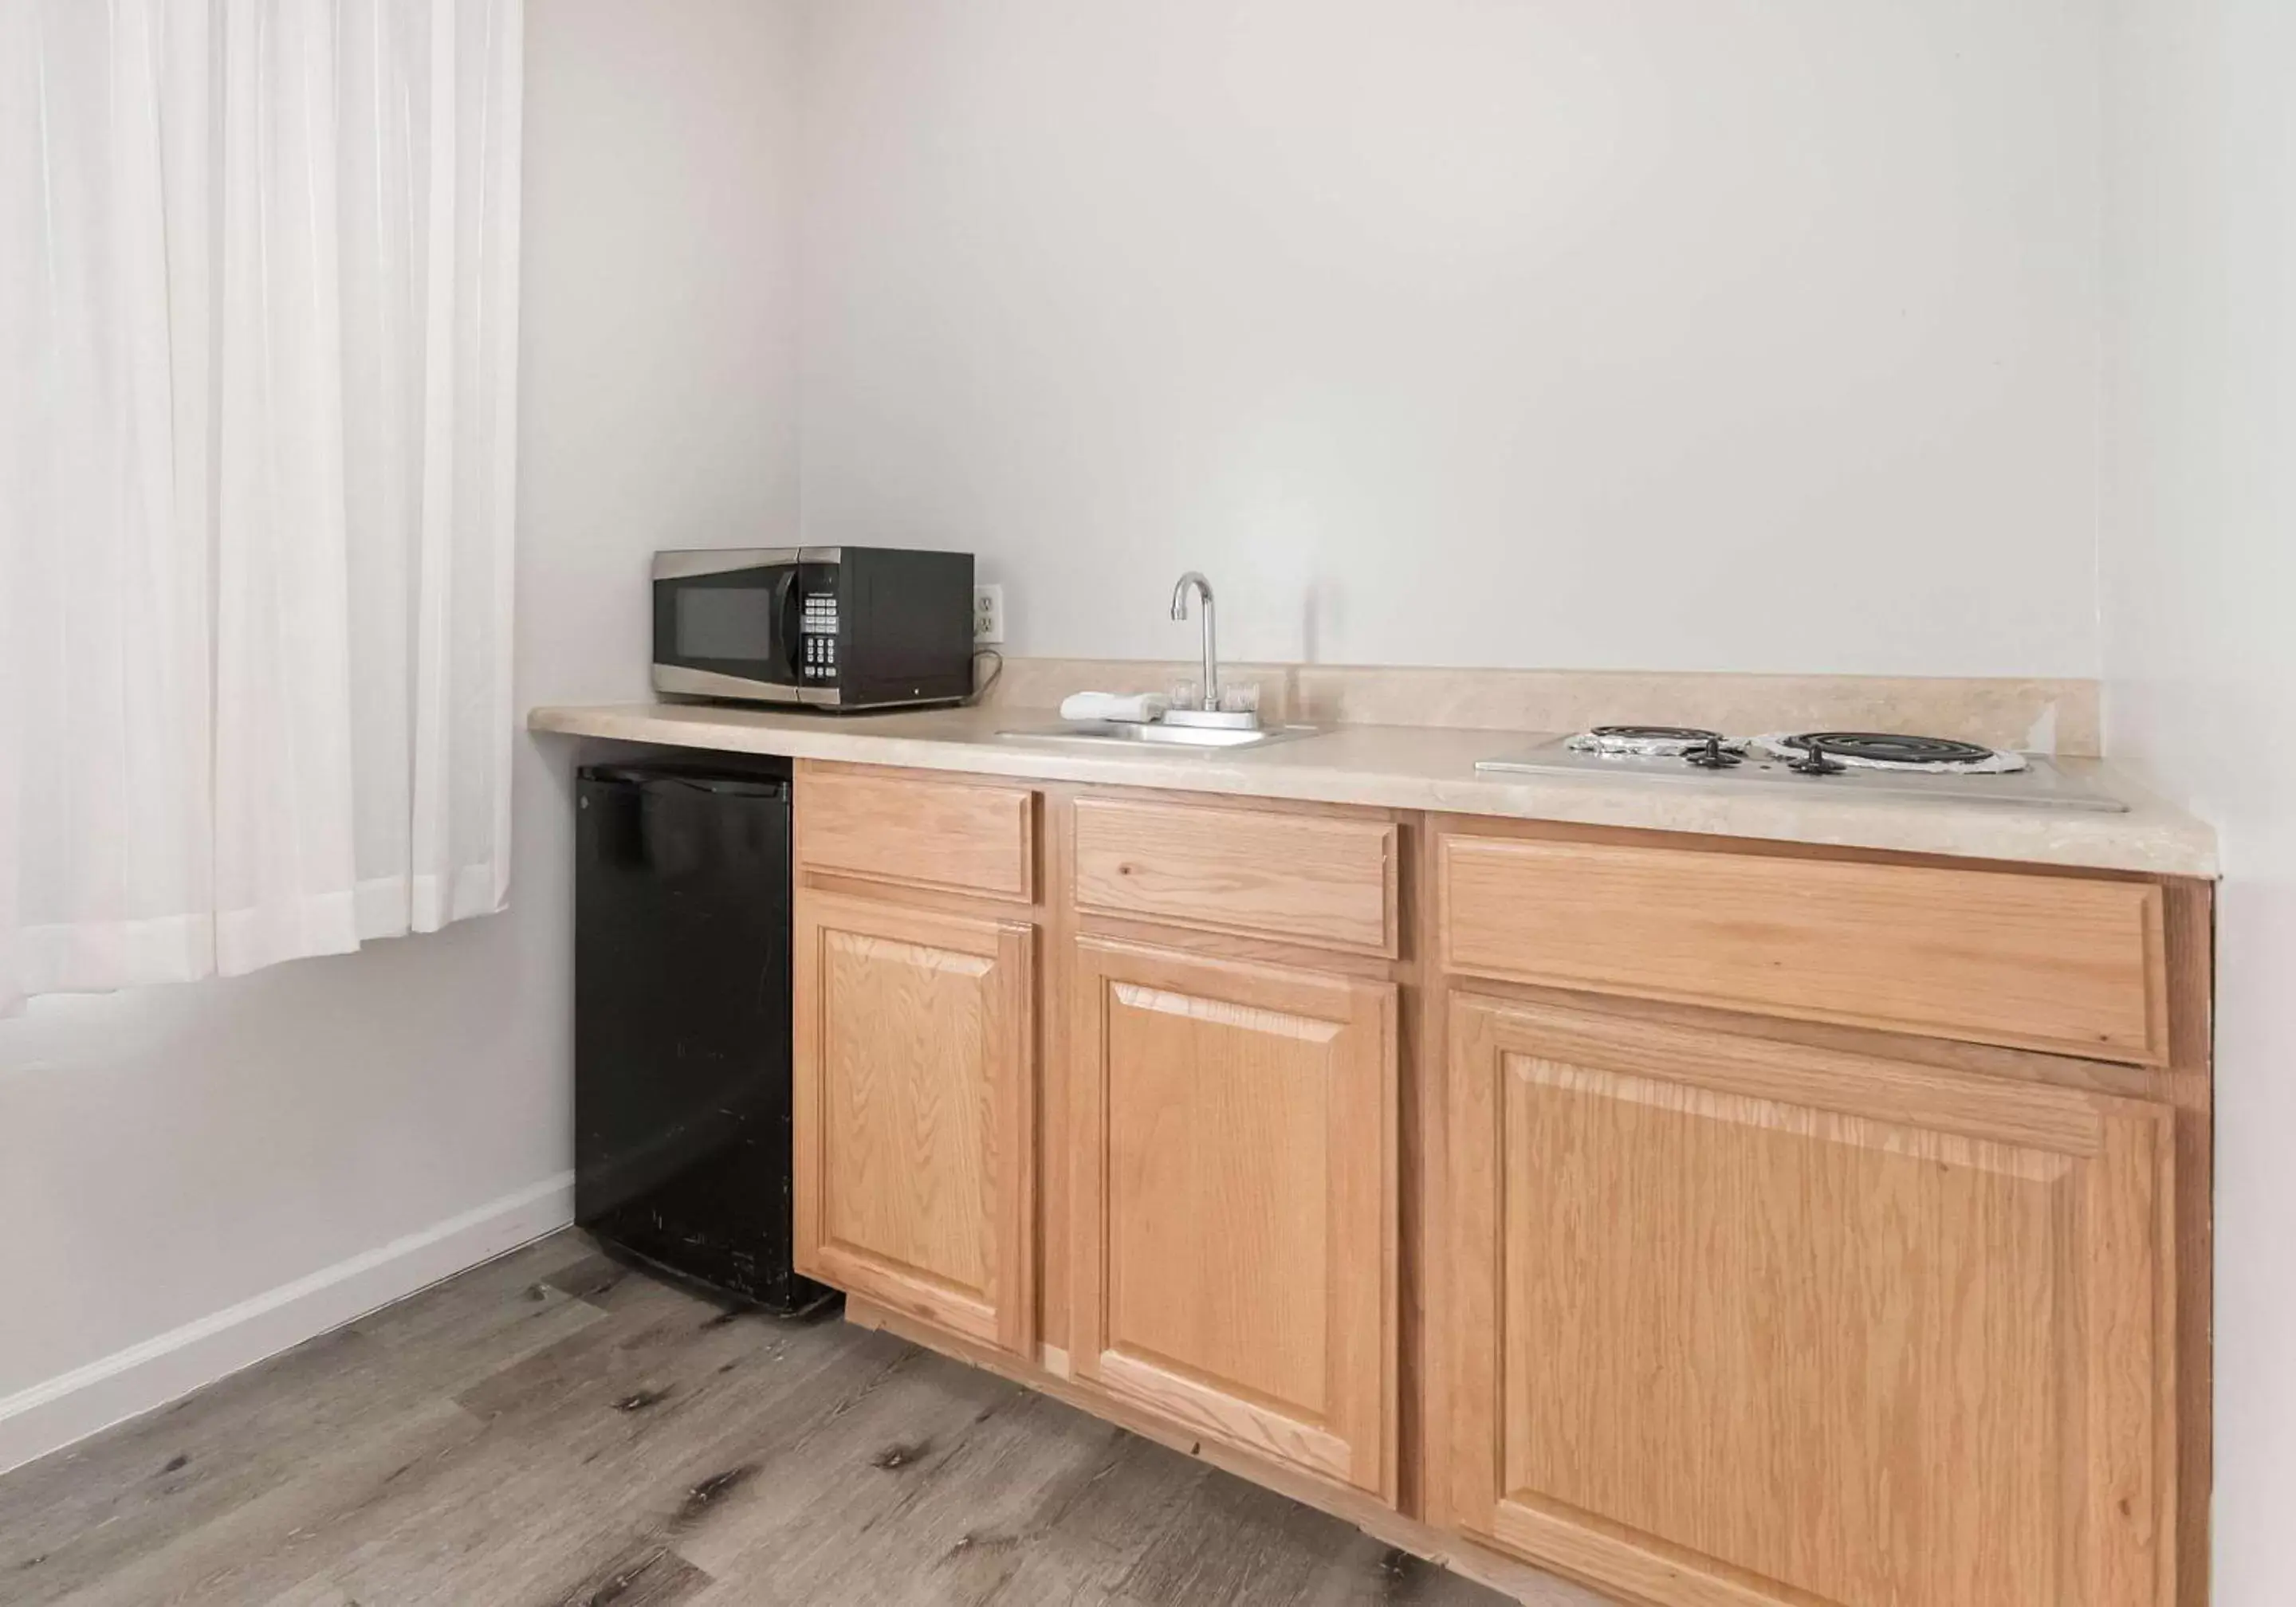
[1446,992,2176,1607]
[1070,940,1398,1500]
[794,892,1034,1354]
[796,767,1036,901]
[1072,797,1398,955]
[1440,833,2169,1064]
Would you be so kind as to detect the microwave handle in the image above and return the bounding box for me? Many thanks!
[772,565,803,681]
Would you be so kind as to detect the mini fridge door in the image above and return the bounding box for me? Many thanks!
[574,759,829,1314]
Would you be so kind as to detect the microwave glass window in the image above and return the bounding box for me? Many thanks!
[675,586,776,661]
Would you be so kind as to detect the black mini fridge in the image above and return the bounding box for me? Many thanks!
[575,757,832,1315]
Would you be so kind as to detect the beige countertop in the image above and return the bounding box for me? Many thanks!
[527,701,2219,879]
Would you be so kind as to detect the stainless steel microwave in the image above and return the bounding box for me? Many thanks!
[652,546,976,711]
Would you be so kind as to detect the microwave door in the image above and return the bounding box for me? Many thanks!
[654,556,802,700]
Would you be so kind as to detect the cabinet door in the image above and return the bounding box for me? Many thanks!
[1071,939,1397,1500]
[794,892,1035,1354]
[1446,993,2175,1607]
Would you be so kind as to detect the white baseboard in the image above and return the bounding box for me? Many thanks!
[0,1170,576,1477]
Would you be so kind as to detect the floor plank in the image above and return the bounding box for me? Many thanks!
[0,1236,605,1604]
[0,1232,1535,1606]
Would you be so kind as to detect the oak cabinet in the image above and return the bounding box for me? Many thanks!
[1438,833,2170,1064]
[782,767,2200,1607]
[792,890,1036,1355]
[1071,796,1399,956]
[796,768,1036,902]
[1445,992,2176,1607]
[1069,938,1398,1500]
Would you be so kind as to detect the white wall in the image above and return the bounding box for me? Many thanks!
[797,0,2106,677]
[2101,2,2296,1600]
[0,0,801,1470]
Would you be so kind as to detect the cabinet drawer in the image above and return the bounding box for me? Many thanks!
[1439,834,2168,1064]
[796,768,1035,901]
[1073,798,1398,956]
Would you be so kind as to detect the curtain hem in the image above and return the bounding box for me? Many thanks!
[352,860,509,940]
[11,859,509,1000]
[16,914,218,998]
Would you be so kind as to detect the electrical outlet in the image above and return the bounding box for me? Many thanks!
[973,583,1005,646]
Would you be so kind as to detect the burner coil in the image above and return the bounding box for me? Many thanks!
[1755,732,2028,775]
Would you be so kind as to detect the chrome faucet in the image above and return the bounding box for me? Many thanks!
[1169,571,1219,711]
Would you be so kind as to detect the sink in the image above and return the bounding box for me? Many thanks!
[994,720,1324,751]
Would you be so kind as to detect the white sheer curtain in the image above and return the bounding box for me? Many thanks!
[0,0,522,1016]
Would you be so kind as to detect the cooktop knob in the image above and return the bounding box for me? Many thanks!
[1789,737,1846,776]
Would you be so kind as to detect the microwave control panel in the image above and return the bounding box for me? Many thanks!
[800,591,839,682]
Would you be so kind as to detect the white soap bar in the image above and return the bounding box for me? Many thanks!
[1059,691,1171,725]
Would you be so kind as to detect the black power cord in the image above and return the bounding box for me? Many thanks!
[965,648,1005,706]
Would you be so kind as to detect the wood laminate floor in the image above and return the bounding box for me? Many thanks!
[0,1232,1590,1607]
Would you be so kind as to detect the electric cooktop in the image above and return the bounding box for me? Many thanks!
[1475,727,2127,813]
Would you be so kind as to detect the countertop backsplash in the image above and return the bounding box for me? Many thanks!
[977,658,2100,756]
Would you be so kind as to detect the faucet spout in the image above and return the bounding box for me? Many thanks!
[1169,572,1217,710]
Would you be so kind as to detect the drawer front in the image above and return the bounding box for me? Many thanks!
[1440,834,2168,1064]
[1073,798,1398,956]
[796,768,1035,901]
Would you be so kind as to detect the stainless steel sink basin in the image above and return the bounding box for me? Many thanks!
[994,720,1324,751]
